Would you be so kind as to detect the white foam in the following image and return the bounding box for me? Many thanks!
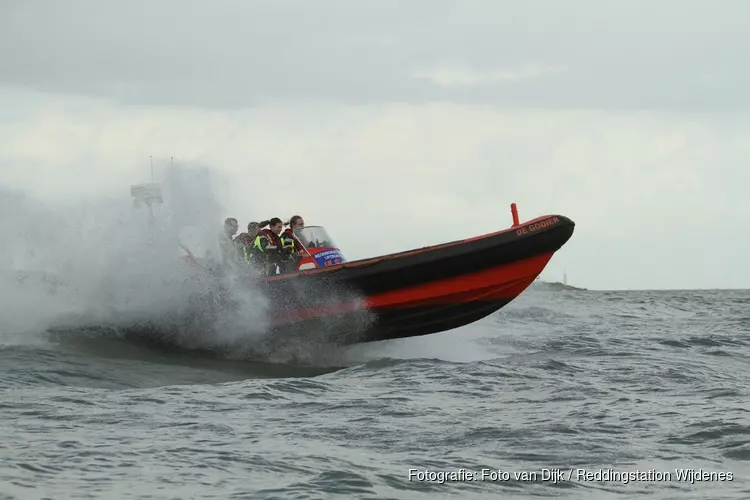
[0,161,272,352]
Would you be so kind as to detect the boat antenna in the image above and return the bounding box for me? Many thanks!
[131,157,163,234]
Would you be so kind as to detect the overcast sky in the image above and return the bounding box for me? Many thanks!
[1,0,748,290]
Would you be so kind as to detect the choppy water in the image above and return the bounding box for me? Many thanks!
[1,286,749,499]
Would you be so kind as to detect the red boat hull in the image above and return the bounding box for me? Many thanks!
[249,214,575,344]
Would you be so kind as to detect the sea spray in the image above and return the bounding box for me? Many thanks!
[0,160,272,354]
[0,159,376,367]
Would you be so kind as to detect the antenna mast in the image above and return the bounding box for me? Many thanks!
[131,157,163,229]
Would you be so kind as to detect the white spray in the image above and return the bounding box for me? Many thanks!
[0,160,277,357]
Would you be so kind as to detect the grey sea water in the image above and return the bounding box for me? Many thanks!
[1,286,749,499]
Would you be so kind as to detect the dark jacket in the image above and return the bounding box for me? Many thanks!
[281,228,304,254]
[255,229,299,274]
[234,232,262,268]
[251,231,282,275]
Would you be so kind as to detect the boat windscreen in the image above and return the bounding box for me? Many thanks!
[294,226,337,249]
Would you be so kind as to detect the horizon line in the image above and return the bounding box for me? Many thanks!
[536,280,749,292]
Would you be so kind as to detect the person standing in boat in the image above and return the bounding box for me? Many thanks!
[282,215,305,253]
[278,215,305,273]
[220,217,240,267]
[235,221,264,271]
[253,217,285,275]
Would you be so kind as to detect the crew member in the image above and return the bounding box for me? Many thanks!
[282,215,305,253]
[278,215,306,273]
[253,218,285,275]
[220,217,239,267]
[235,221,263,270]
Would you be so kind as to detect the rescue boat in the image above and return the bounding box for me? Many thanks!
[248,203,575,344]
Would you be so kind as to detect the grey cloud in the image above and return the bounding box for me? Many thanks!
[1,0,748,110]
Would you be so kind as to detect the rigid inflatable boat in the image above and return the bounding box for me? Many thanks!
[243,204,575,344]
